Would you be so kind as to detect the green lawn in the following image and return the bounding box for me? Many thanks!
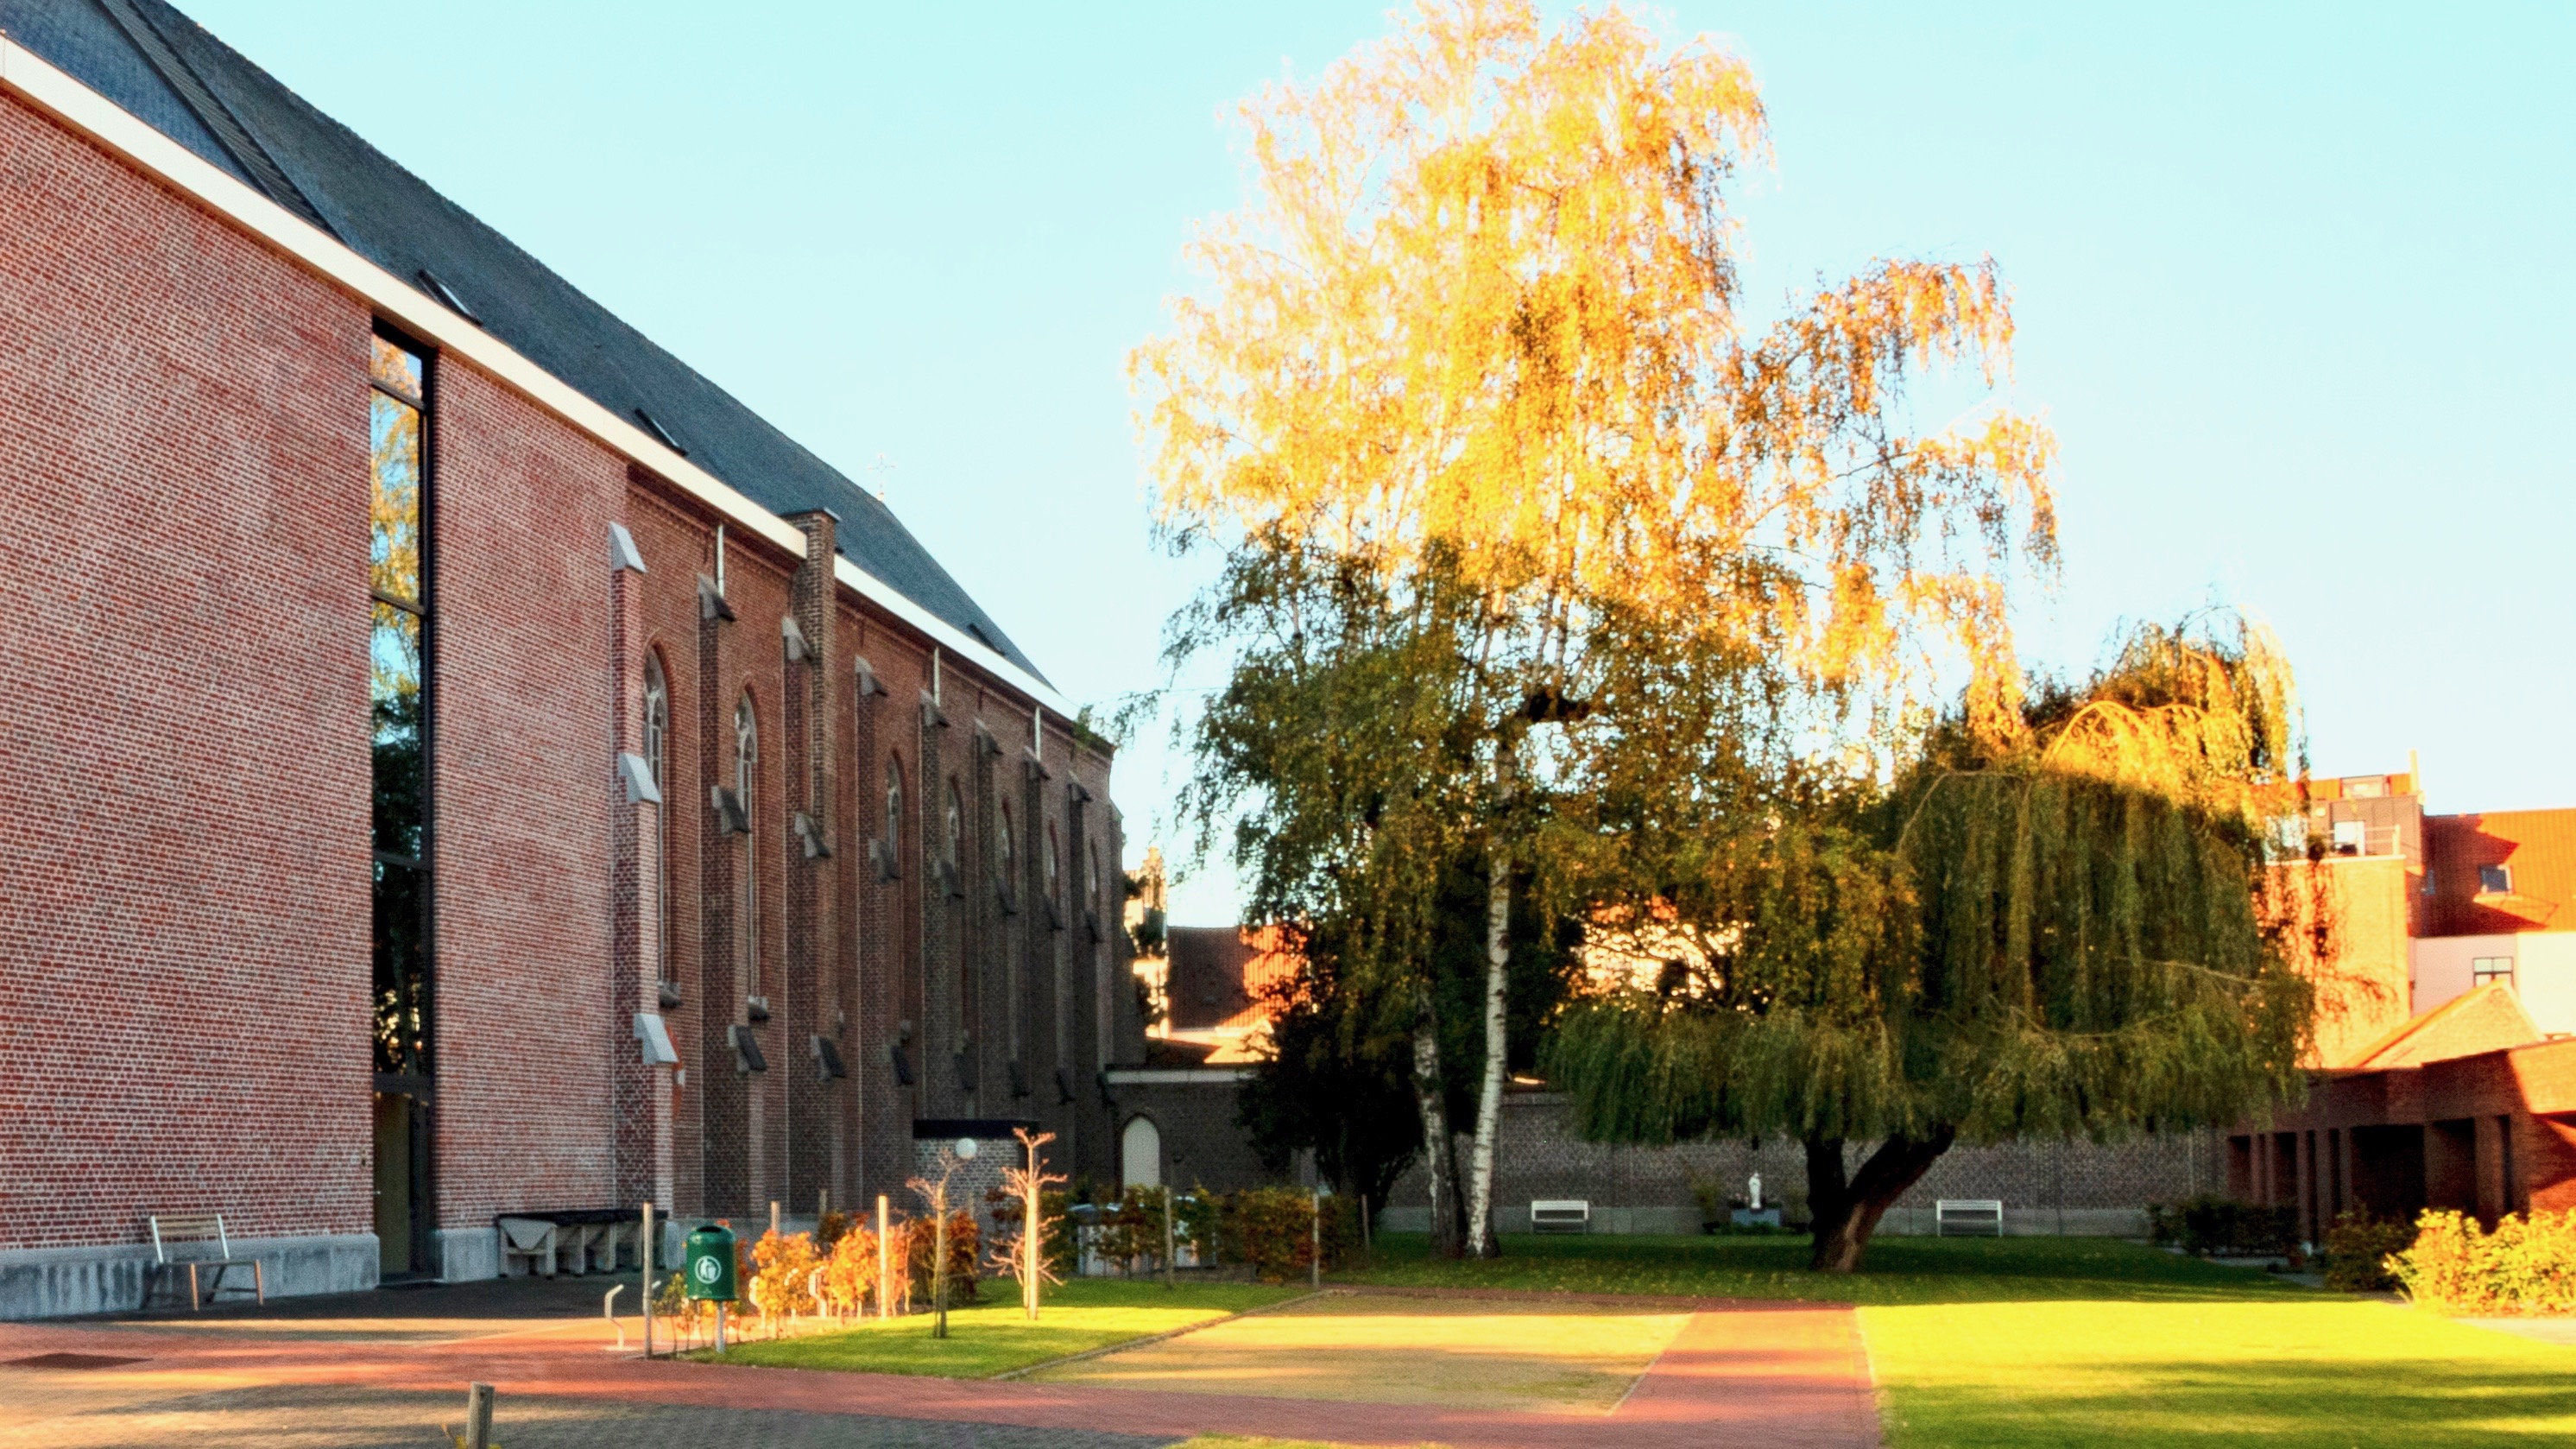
[698,1279,1298,1379]
[1349,1234,2576,1446]
[1347,1230,2312,1303]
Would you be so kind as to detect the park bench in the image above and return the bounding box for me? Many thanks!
[1530,1199,1591,1233]
[146,1212,264,1311]
[1935,1199,2005,1237]
[496,1209,642,1277]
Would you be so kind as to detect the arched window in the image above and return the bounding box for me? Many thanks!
[736,692,761,997]
[1087,841,1103,932]
[996,806,1016,908]
[1045,825,1062,925]
[884,755,905,865]
[643,655,671,986]
[943,781,964,894]
[1121,1115,1162,1189]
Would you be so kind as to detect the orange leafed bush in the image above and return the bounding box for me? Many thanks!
[748,1228,821,1319]
[2390,1209,2576,1316]
[818,1224,881,1317]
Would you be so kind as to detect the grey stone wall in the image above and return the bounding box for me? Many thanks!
[1380,1091,2223,1237]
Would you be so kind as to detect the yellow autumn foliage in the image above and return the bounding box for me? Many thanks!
[1134,0,2055,740]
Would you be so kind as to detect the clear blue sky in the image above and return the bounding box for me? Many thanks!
[184,2,2574,924]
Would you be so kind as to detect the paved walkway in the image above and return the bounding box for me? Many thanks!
[0,1284,1882,1447]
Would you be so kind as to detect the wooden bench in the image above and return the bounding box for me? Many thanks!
[1529,1199,1591,1233]
[147,1213,264,1311]
[1935,1199,2005,1237]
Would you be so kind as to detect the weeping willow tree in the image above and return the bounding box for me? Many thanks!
[1547,615,2325,1272]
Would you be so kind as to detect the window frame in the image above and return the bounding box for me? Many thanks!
[643,652,672,988]
[736,690,761,999]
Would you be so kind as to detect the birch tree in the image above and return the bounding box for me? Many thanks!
[1139,0,2053,1258]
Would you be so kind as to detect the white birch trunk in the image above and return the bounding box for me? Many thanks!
[1410,981,1461,1257]
[1465,738,1514,1259]
[1465,838,1509,1257]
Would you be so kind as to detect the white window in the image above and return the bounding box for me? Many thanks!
[1121,1115,1162,1189]
[2332,819,2364,856]
[736,692,760,997]
[643,655,671,985]
[2473,956,2515,989]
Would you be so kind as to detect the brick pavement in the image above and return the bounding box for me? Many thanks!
[0,1284,1883,1448]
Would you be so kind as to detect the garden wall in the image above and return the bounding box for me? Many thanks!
[1376,1091,2220,1237]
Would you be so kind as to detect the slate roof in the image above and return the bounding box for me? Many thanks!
[1,0,1046,683]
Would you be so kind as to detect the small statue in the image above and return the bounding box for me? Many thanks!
[1748,1172,1763,1212]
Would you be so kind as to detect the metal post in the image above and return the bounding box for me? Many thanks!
[876,1194,891,1319]
[1310,1190,1322,1288]
[716,1300,729,1352]
[464,1383,495,1449]
[1361,1194,1371,1259]
[932,1180,950,1338]
[641,1201,654,1358]
[1162,1189,1177,1289]
[771,1200,781,1239]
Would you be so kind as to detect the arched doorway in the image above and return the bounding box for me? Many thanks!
[1121,1115,1162,1189]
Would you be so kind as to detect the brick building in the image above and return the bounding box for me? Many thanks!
[2232,771,2576,1239]
[0,0,1133,1318]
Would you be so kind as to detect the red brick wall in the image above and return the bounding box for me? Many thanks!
[0,88,372,1249]
[0,81,1126,1256]
[426,358,623,1224]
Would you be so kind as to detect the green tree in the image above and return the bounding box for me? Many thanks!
[1546,616,2323,1272]
[1240,853,1580,1224]
[1137,0,2054,1259]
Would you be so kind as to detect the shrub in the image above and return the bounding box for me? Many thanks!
[817,1224,881,1317]
[902,1210,979,1305]
[1220,1186,1351,1283]
[748,1228,821,1319]
[2390,1209,2576,1316]
[2145,1195,2299,1256]
[2320,1210,2412,1293]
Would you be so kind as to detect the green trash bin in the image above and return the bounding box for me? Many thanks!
[682,1223,737,1303]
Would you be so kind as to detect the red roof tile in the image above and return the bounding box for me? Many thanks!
[2421,808,2576,936]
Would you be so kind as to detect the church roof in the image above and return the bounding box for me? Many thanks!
[1,0,1046,683]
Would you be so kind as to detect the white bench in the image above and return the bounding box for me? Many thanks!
[147,1213,265,1311]
[1935,1199,2004,1237]
[1530,1199,1591,1233]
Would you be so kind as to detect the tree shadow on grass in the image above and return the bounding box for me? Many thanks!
[1884,1356,2576,1448]
[1356,1232,2316,1306]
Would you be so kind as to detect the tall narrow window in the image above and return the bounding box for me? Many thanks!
[369,329,432,1280]
[1087,841,1103,936]
[736,692,761,1001]
[1045,824,1062,927]
[370,332,429,1076]
[996,806,1017,911]
[643,655,672,990]
[884,756,905,868]
[944,781,964,894]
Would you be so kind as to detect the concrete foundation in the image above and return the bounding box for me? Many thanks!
[0,1233,377,1319]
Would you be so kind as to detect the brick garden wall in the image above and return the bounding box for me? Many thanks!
[1380,1092,2221,1234]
